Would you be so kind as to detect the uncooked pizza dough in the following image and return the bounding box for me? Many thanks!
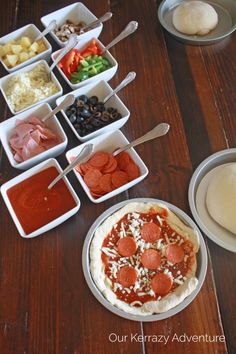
[206,164,236,235]
[172,1,218,36]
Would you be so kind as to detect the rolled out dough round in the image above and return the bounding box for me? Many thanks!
[172,1,218,36]
[206,164,236,235]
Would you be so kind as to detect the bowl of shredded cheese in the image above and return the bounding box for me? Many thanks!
[0,60,63,114]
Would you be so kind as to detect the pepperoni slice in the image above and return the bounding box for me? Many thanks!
[84,169,102,188]
[90,184,104,196]
[117,237,137,257]
[99,173,113,193]
[166,243,185,264]
[126,162,140,181]
[102,155,118,174]
[140,249,162,269]
[111,170,129,188]
[79,162,93,176]
[140,222,161,243]
[117,265,137,287]
[151,273,173,296]
[115,151,130,170]
[89,152,109,168]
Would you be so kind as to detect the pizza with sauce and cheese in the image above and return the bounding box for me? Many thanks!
[90,202,200,315]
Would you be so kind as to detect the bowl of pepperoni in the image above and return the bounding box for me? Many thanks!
[82,198,208,321]
[65,130,149,203]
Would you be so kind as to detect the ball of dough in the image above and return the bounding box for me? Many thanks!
[206,164,236,234]
[172,1,218,36]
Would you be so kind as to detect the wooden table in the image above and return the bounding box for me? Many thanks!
[0,1,235,353]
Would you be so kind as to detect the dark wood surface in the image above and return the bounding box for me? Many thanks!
[0,1,235,353]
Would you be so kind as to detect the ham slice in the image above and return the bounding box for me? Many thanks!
[9,116,60,163]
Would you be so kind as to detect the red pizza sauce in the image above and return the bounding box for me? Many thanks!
[101,208,195,306]
[7,166,76,235]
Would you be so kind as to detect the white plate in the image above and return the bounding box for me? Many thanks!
[82,198,207,321]
[189,149,236,252]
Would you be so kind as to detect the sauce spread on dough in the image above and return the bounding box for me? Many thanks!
[7,166,76,235]
[101,208,195,306]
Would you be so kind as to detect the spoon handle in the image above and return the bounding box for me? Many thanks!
[35,20,57,41]
[103,71,136,104]
[48,144,94,190]
[102,21,138,53]
[49,34,78,74]
[113,123,170,156]
[80,12,112,33]
[42,94,75,122]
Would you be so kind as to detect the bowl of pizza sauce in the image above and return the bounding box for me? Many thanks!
[0,158,80,238]
[82,198,208,321]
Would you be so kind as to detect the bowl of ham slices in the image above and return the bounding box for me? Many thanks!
[0,102,67,170]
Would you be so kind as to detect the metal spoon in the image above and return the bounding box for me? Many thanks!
[103,71,136,104]
[48,144,94,190]
[35,20,57,41]
[113,123,170,156]
[102,21,138,54]
[48,33,79,79]
[42,94,74,123]
[79,12,113,34]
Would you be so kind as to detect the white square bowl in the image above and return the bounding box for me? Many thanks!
[51,38,118,90]
[0,103,68,170]
[41,2,103,47]
[65,130,149,203]
[0,59,63,115]
[0,158,81,238]
[0,24,52,73]
[56,80,130,142]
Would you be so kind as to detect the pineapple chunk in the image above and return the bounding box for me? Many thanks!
[37,42,46,54]
[9,39,16,45]
[30,41,39,53]
[3,43,13,55]
[20,36,32,48]
[11,44,23,54]
[28,50,35,58]
[19,52,29,62]
[3,57,10,67]
[0,45,4,58]
[6,54,18,67]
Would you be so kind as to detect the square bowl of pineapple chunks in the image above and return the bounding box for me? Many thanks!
[0,24,52,73]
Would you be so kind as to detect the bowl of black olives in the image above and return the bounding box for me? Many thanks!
[56,80,130,142]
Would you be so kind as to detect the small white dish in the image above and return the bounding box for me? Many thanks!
[0,103,68,170]
[41,2,103,48]
[0,59,63,115]
[66,130,149,203]
[0,158,81,238]
[51,38,118,90]
[56,80,130,142]
[188,148,236,252]
[0,24,52,73]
